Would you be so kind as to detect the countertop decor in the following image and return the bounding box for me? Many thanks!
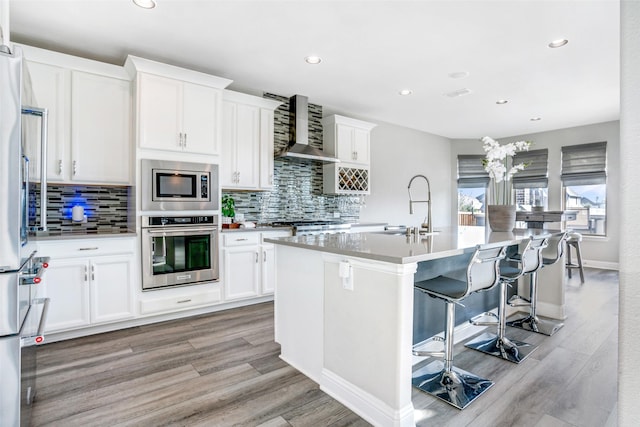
[482,136,531,231]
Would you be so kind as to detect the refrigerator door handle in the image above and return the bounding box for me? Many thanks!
[21,107,49,233]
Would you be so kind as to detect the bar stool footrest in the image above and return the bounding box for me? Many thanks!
[465,332,538,364]
[469,311,499,327]
[412,336,445,357]
[412,360,493,409]
[507,295,531,307]
[507,314,564,336]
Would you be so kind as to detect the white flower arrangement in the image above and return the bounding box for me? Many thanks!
[481,136,531,205]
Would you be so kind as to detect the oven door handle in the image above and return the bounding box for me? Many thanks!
[145,227,217,235]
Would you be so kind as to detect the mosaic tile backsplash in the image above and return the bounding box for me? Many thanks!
[30,183,132,233]
[223,93,365,223]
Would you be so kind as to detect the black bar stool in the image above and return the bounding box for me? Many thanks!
[411,242,508,409]
[566,231,585,283]
[507,231,566,336]
[465,235,548,363]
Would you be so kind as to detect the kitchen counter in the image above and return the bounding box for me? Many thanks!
[29,230,137,240]
[268,226,566,426]
[264,226,552,264]
[221,225,292,233]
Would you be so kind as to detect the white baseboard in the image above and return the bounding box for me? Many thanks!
[321,368,415,427]
[583,259,619,270]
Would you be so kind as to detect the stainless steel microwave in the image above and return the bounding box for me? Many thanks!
[141,159,219,211]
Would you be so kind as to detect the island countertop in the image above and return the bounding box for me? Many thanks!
[264,226,554,264]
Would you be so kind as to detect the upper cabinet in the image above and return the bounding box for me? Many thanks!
[321,115,376,195]
[322,115,376,166]
[23,46,132,185]
[221,91,281,190]
[124,55,232,157]
[136,73,222,155]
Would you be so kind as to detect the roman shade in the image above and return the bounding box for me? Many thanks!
[561,142,607,186]
[457,155,489,188]
[512,149,549,189]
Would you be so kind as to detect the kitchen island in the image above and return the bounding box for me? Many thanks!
[264,227,565,427]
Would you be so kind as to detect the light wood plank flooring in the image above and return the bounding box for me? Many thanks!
[32,268,617,426]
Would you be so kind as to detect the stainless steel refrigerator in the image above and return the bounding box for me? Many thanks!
[1,42,50,427]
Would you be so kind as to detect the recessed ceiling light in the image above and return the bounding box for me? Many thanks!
[496,99,508,105]
[304,56,322,65]
[448,71,469,79]
[548,39,568,48]
[133,0,156,9]
[444,88,472,98]
[398,89,413,96]
[530,117,542,121]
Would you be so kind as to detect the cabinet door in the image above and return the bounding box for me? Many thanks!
[336,124,354,162]
[24,61,70,182]
[182,82,220,155]
[90,255,135,324]
[220,101,237,187]
[223,246,260,300]
[234,104,260,189]
[71,72,131,184]
[261,245,276,295]
[42,258,90,332]
[137,73,182,151]
[352,127,370,165]
[259,109,275,189]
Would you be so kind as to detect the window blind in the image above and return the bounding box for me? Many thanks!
[561,142,607,186]
[457,155,489,188]
[512,148,549,189]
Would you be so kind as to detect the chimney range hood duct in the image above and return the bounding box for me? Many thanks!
[275,95,339,163]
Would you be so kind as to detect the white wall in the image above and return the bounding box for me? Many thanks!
[358,121,451,229]
[451,121,620,267]
[1,0,9,45]
[619,2,640,425]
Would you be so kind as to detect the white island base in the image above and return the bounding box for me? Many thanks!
[269,229,566,427]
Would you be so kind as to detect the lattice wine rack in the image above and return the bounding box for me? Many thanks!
[338,167,369,193]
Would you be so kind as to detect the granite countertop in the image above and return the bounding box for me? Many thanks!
[264,227,555,264]
[30,229,137,240]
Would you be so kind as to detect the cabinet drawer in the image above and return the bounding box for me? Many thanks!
[36,237,136,258]
[223,233,260,247]
[139,289,222,315]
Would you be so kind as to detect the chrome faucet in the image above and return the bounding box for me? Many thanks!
[408,174,432,233]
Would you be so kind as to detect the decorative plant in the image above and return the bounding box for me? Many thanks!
[481,136,531,205]
[221,195,235,218]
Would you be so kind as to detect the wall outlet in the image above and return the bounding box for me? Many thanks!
[333,212,341,218]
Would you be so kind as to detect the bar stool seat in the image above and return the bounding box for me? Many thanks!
[412,242,507,409]
[465,236,548,363]
[566,232,585,283]
[507,231,567,336]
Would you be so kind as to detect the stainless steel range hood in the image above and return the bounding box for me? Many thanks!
[275,95,339,163]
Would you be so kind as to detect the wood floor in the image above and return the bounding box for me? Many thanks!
[32,268,618,427]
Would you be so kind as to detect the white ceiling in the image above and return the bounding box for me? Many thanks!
[8,0,620,139]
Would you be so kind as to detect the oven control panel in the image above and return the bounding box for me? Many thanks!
[144,215,217,227]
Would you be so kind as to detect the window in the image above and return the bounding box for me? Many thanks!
[513,149,549,211]
[457,155,488,228]
[561,142,607,236]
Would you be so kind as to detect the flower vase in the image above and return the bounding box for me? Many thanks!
[488,204,516,232]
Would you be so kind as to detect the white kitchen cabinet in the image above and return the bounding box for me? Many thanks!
[24,59,131,184]
[37,238,136,333]
[136,72,222,155]
[71,71,131,183]
[222,230,290,300]
[221,101,260,189]
[322,115,377,166]
[221,91,281,190]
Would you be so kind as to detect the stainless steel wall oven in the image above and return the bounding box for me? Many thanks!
[141,215,219,290]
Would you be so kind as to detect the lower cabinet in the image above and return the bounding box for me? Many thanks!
[37,239,135,333]
[222,230,289,301]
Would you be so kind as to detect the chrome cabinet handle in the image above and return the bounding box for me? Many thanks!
[255,252,259,263]
[184,133,187,148]
[58,160,63,175]
[78,247,99,251]
[178,132,183,148]
[72,160,77,176]
[235,238,248,241]
[91,264,95,281]
[263,251,267,262]
[83,265,88,282]
[177,299,192,304]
